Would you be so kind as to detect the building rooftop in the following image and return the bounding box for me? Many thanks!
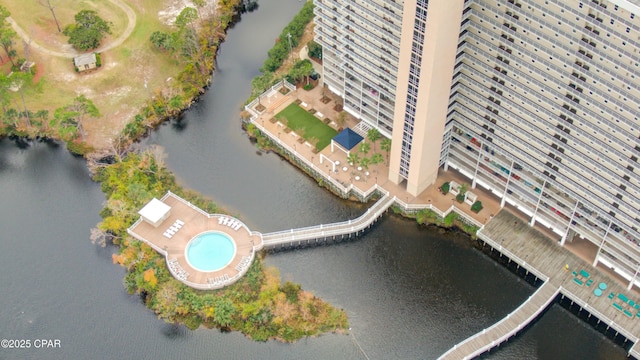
[73,53,96,67]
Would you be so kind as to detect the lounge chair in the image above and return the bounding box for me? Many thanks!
[176,219,185,226]
[218,217,224,224]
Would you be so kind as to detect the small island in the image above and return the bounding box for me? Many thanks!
[1,0,348,342]
[94,148,348,341]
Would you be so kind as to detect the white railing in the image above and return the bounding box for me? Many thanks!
[559,287,639,345]
[262,195,395,246]
[245,80,296,119]
[394,198,484,230]
[250,117,387,202]
[438,282,560,360]
[126,191,266,290]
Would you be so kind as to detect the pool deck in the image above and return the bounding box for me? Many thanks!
[127,192,263,290]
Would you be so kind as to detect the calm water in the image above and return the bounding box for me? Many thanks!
[0,0,628,359]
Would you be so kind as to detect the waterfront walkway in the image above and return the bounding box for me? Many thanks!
[439,211,640,359]
[262,193,395,249]
[439,282,559,360]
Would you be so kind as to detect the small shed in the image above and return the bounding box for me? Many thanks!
[331,128,363,155]
[74,53,97,72]
[138,198,171,228]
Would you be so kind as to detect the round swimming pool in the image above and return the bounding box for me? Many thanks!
[185,231,236,272]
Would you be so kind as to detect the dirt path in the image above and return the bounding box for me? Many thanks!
[7,0,137,58]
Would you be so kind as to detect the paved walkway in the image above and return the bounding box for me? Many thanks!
[7,0,136,58]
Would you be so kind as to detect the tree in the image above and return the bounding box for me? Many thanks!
[380,138,392,164]
[287,59,314,85]
[0,6,18,67]
[214,298,236,327]
[63,10,112,51]
[346,152,360,167]
[307,40,322,59]
[300,60,314,85]
[0,73,11,116]
[367,128,381,151]
[251,71,274,98]
[40,0,62,32]
[52,95,100,140]
[370,153,384,172]
[359,141,370,156]
[175,7,198,30]
[150,31,174,51]
[360,157,371,180]
[10,71,33,127]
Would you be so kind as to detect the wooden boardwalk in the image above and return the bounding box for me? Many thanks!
[439,210,640,358]
[261,194,395,249]
[439,282,559,360]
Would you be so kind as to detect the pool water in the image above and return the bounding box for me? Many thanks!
[186,232,236,272]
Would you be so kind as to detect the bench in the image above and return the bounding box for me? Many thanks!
[613,303,623,311]
[573,278,583,286]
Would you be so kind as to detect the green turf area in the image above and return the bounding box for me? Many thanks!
[275,103,338,150]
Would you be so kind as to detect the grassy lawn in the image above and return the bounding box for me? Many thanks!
[2,0,185,148]
[275,103,338,150]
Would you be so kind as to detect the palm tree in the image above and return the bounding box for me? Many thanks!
[380,138,392,164]
[360,157,371,180]
[370,153,384,173]
[367,128,381,151]
[359,140,370,156]
[346,152,360,167]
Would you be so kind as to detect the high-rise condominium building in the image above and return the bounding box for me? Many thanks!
[314,0,640,288]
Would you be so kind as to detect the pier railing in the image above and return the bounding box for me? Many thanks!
[438,282,560,360]
[262,194,395,248]
[560,287,639,345]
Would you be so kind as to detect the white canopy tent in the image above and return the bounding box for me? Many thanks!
[138,198,171,228]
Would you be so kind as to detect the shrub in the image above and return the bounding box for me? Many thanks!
[281,281,301,303]
[440,182,450,194]
[303,83,314,91]
[308,40,322,59]
[456,193,465,203]
[471,201,483,213]
[416,208,443,225]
